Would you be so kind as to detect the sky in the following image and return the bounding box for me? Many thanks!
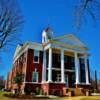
[0,0,100,79]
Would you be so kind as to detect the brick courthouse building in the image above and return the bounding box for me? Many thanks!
[5,27,91,95]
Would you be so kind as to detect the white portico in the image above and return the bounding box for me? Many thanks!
[42,27,90,87]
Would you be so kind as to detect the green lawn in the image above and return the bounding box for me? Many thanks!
[0,92,100,100]
[0,92,14,100]
[57,96,100,100]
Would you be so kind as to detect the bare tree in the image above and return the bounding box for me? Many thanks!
[0,76,5,89]
[0,0,24,52]
[74,0,100,30]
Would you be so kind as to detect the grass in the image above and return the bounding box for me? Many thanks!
[0,92,14,100]
[79,96,100,100]
[57,96,100,100]
[0,92,100,100]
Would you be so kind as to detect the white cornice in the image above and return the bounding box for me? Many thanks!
[52,40,88,51]
[13,42,43,63]
[52,34,88,49]
[53,34,86,46]
[43,43,89,55]
[43,34,89,52]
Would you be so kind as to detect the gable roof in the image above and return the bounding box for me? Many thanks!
[53,34,87,48]
[13,42,42,62]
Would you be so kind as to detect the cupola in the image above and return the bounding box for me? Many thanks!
[42,27,53,44]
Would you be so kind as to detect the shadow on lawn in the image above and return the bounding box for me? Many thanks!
[3,93,51,99]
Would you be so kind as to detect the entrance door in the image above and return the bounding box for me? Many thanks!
[65,75,69,88]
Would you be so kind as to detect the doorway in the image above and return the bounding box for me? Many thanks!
[65,75,69,88]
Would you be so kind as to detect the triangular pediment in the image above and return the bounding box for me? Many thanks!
[53,34,87,48]
[13,45,22,59]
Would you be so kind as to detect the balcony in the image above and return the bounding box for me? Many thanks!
[46,67,75,72]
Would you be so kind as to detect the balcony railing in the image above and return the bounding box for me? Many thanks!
[46,67,75,72]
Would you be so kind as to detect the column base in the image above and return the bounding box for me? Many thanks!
[75,82,80,85]
[47,80,52,83]
[61,81,66,83]
[86,83,91,85]
[41,81,47,83]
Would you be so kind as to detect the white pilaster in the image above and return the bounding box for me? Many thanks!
[61,49,65,83]
[48,48,52,82]
[75,52,80,84]
[84,56,90,84]
[42,50,46,82]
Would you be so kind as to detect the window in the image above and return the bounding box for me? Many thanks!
[81,64,85,70]
[58,55,60,62]
[32,71,38,82]
[71,57,74,63]
[65,75,69,87]
[64,56,67,63]
[81,71,86,83]
[80,58,84,64]
[80,58,86,83]
[56,74,61,82]
[34,50,39,63]
[72,74,75,87]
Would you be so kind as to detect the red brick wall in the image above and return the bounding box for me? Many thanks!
[6,71,12,90]
[41,83,66,96]
[26,49,43,82]
[6,48,43,91]
[75,84,91,96]
[6,51,28,90]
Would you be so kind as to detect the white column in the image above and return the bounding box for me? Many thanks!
[84,56,90,84]
[75,52,80,84]
[42,50,46,82]
[48,48,52,82]
[61,49,65,83]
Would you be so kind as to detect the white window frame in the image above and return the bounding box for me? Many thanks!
[33,50,40,63]
[32,71,38,83]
